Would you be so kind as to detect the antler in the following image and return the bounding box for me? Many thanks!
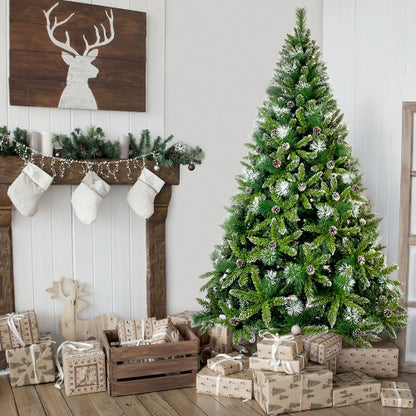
[43,2,79,56]
[46,277,67,300]
[82,9,115,56]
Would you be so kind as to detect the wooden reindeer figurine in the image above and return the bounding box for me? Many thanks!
[46,277,117,341]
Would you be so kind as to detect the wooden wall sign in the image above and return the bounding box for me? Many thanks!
[9,0,146,112]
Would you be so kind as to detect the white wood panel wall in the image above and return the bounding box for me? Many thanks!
[1,0,166,341]
[323,0,415,361]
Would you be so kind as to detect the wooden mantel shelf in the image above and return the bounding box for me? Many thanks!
[0,155,179,368]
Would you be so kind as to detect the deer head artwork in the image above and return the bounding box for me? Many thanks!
[46,277,117,341]
[43,2,115,110]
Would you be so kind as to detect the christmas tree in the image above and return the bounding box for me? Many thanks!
[193,8,407,347]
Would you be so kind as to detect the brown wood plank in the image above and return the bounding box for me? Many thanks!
[181,387,235,416]
[114,395,153,416]
[213,395,264,416]
[61,391,100,416]
[12,385,46,416]
[87,391,125,416]
[0,375,19,416]
[35,383,73,416]
[159,389,207,416]
[0,156,180,186]
[136,392,179,416]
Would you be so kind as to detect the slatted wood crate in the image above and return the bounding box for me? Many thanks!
[103,324,199,396]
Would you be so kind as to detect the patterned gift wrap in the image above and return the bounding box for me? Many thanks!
[207,351,249,375]
[249,351,307,374]
[60,340,106,396]
[253,365,333,415]
[336,340,399,378]
[324,355,337,375]
[150,318,183,344]
[208,325,233,353]
[257,333,303,361]
[7,332,55,387]
[196,366,253,400]
[333,371,381,407]
[0,310,40,351]
[381,381,414,408]
[117,317,156,346]
[302,333,342,363]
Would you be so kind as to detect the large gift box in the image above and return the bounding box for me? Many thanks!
[207,351,249,375]
[381,381,414,408]
[257,333,303,361]
[332,371,381,407]
[196,366,252,400]
[302,332,342,363]
[151,318,183,344]
[59,340,106,396]
[249,351,307,374]
[208,325,233,353]
[117,317,156,345]
[0,310,40,351]
[7,332,55,387]
[253,365,333,415]
[336,340,399,378]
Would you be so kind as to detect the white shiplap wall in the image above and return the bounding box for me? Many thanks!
[323,0,415,361]
[2,0,165,340]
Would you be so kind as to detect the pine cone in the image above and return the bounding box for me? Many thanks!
[384,309,392,318]
[332,192,340,201]
[329,226,338,235]
[352,328,362,338]
[268,241,277,250]
[313,126,321,135]
[282,142,290,151]
[272,205,281,214]
[351,184,360,192]
[236,259,245,269]
[273,159,282,168]
[306,265,315,275]
[298,182,306,192]
[256,146,263,153]
[230,317,240,326]
[357,255,365,265]
[327,160,335,169]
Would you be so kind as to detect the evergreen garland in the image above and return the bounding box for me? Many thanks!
[193,8,407,347]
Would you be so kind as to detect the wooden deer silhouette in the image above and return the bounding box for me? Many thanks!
[46,277,117,341]
[43,2,115,110]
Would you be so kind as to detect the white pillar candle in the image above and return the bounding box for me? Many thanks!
[28,131,42,155]
[41,131,54,156]
[118,135,130,159]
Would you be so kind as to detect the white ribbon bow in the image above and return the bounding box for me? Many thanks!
[259,331,298,360]
[267,353,305,374]
[211,354,244,372]
[55,341,98,389]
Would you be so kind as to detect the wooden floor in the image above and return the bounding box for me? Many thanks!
[1,373,416,416]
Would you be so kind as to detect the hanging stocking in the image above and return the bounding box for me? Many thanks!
[71,171,110,224]
[7,162,54,217]
[127,167,165,219]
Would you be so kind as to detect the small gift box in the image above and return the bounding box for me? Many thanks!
[253,365,333,415]
[209,325,233,353]
[7,332,55,387]
[57,340,106,396]
[302,332,342,363]
[249,351,308,374]
[196,366,253,400]
[117,317,156,346]
[333,371,381,407]
[0,310,40,351]
[150,318,183,344]
[381,381,414,408]
[336,340,399,378]
[207,351,249,375]
[257,332,303,361]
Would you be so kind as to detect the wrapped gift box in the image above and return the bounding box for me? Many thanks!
[249,351,307,374]
[196,366,252,400]
[257,334,303,361]
[7,332,55,387]
[208,325,233,353]
[324,355,337,375]
[117,317,156,345]
[336,340,399,378]
[302,333,342,363]
[253,365,333,415]
[333,371,381,407]
[61,340,106,396]
[0,310,40,351]
[207,351,249,375]
[381,381,414,408]
[150,318,183,344]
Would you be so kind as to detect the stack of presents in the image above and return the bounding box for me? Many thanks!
[1,309,414,413]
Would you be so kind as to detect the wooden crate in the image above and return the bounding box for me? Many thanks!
[103,324,199,396]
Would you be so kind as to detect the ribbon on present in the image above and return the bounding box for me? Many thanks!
[381,382,411,408]
[215,373,222,396]
[55,340,99,389]
[259,331,299,360]
[267,353,305,374]
[210,353,244,372]
[0,313,26,346]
